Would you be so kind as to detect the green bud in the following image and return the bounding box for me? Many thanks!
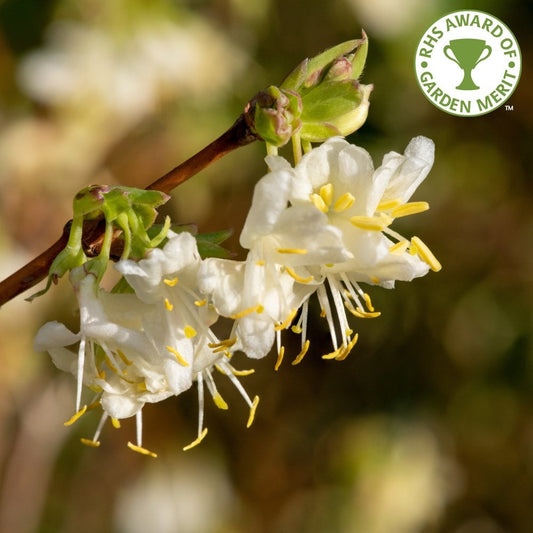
[245,85,302,147]
[300,82,373,142]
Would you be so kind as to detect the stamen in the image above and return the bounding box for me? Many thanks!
[317,284,338,350]
[230,304,264,319]
[194,299,207,306]
[292,339,310,365]
[164,298,174,311]
[255,260,265,266]
[127,442,158,458]
[319,183,333,206]
[80,438,100,448]
[277,248,308,254]
[184,325,197,338]
[370,276,380,284]
[64,405,87,426]
[335,334,359,361]
[389,240,409,255]
[346,304,381,319]
[76,337,86,413]
[274,345,285,371]
[164,277,178,286]
[274,308,298,331]
[363,293,375,312]
[111,418,121,429]
[285,266,314,284]
[183,428,208,451]
[231,368,255,377]
[322,345,345,359]
[291,325,302,334]
[411,236,442,272]
[117,349,133,366]
[209,337,238,353]
[166,346,189,367]
[349,213,393,231]
[212,392,229,410]
[104,354,120,374]
[204,370,229,410]
[377,197,402,211]
[310,193,328,213]
[246,396,260,428]
[390,201,429,218]
[333,192,355,212]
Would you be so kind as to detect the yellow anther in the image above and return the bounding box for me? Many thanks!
[64,405,87,426]
[80,438,100,448]
[166,346,189,367]
[370,276,380,284]
[194,299,207,307]
[230,304,263,319]
[104,355,119,375]
[320,308,326,318]
[325,263,335,268]
[322,346,345,360]
[292,339,310,365]
[349,214,393,231]
[255,260,265,266]
[231,368,255,377]
[411,236,442,272]
[274,308,298,331]
[209,337,238,353]
[389,240,410,255]
[184,325,197,338]
[117,349,133,366]
[127,442,158,458]
[183,428,208,451]
[333,192,355,212]
[291,324,303,334]
[335,334,359,361]
[346,304,381,319]
[246,396,260,428]
[363,292,375,312]
[274,346,285,371]
[345,328,354,336]
[213,392,229,410]
[164,277,178,286]
[310,193,328,213]
[377,197,402,211]
[137,381,148,392]
[277,248,308,254]
[390,201,430,218]
[319,183,334,206]
[111,418,121,429]
[98,370,106,380]
[286,266,314,284]
[164,298,174,311]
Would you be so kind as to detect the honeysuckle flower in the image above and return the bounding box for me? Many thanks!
[35,231,259,455]
[117,230,260,450]
[203,136,441,367]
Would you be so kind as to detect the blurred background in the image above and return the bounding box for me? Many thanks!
[0,0,531,531]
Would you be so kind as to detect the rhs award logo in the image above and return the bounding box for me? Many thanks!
[415,10,521,116]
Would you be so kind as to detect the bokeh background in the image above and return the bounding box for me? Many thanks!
[0,0,531,532]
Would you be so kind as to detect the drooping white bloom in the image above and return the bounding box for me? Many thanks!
[35,231,258,455]
[201,136,441,366]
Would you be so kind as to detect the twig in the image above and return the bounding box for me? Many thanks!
[0,113,258,306]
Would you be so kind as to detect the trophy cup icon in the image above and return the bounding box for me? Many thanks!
[443,39,492,90]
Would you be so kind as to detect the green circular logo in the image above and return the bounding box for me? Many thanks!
[415,10,521,116]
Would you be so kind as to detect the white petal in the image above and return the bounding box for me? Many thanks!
[381,136,435,203]
[34,321,80,352]
[236,315,275,359]
[101,391,144,419]
[240,169,292,249]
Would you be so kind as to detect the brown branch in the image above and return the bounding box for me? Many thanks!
[0,113,258,307]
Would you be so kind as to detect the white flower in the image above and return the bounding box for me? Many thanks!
[203,136,441,366]
[35,231,259,455]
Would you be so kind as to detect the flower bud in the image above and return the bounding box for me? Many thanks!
[300,82,373,142]
[245,85,302,147]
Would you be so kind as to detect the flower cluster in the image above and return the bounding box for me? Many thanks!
[35,135,440,456]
